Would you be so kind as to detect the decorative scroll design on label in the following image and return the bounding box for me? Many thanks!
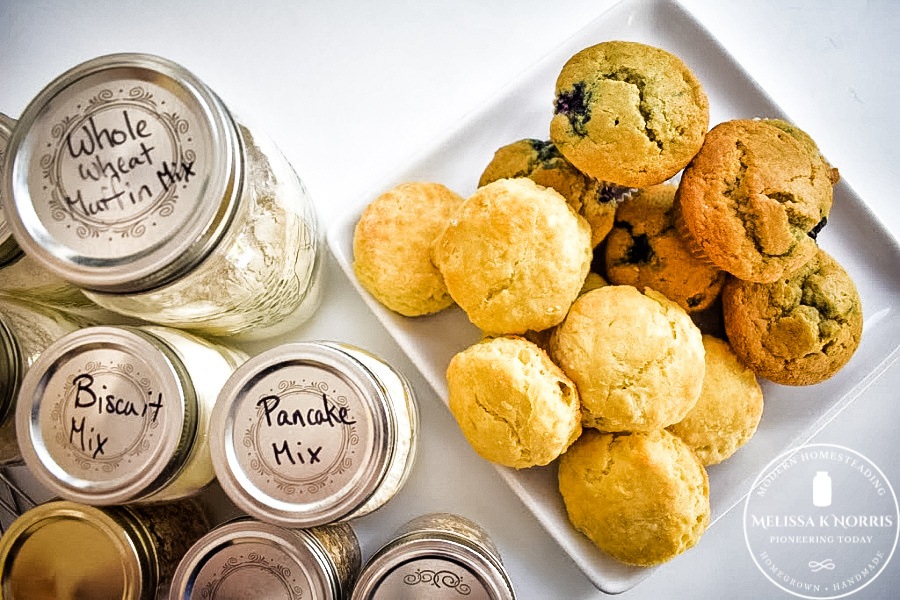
[403,568,472,596]
[198,551,304,599]
[47,360,163,472]
[242,379,360,498]
[40,85,198,242]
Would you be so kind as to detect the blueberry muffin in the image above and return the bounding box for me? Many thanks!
[550,41,709,188]
[668,335,764,465]
[431,178,592,335]
[675,119,838,283]
[478,138,633,246]
[447,335,582,469]
[604,183,725,312]
[353,182,464,316]
[722,248,862,386]
[558,428,710,566]
[549,285,705,432]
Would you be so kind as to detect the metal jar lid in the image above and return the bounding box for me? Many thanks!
[0,315,23,422]
[210,342,399,527]
[351,525,516,600]
[1,53,243,293]
[170,519,345,599]
[0,113,21,265]
[0,500,155,599]
[15,325,198,504]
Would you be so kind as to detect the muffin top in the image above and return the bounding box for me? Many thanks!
[550,40,709,187]
[675,119,836,283]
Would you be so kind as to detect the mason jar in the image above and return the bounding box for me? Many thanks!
[0,295,92,464]
[2,53,322,340]
[170,518,361,600]
[351,513,516,600]
[210,341,418,527]
[0,498,210,599]
[0,113,97,312]
[15,324,246,504]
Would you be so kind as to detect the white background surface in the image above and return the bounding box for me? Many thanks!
[1,1,898,598]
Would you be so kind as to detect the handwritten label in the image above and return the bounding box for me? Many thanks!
[257,393,356,468]
[61,371,164,463]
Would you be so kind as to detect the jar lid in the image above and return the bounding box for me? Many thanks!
[351,530,516,600]
[0,500,152,599]
[210,342,395,527]
[0,315,23,421]
[1,53,242,293]
[15,325,198,504]
[170,519,341,599]
[0,113,21,265]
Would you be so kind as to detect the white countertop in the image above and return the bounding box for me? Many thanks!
[1,1,898,598]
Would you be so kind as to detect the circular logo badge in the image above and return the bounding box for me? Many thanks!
[743,444,898,599]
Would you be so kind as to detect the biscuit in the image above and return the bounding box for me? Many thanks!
[478,138,633,246]
[668,335,764,465]
[446,335,582,469]
[549,285,705,432]
[353,182,463,316]
[550,41,709,188]
[674,119,836,283]
[523,271,608,351]
[604,184,725,313]
[722,248,862,385]
[558,429,710,566]
[431,178,592,334]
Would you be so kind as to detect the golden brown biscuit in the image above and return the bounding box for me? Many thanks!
[446,336,582,468]
[668,335,764,465]
[549,285,705,432]
[353,182,463,316]
[558,429,710,566]
[674,119,836,283]
[431,178,592,334]
[604,183,725,313]
[550,41,709,187]
[478,138,633,247]
[722,248,862,385]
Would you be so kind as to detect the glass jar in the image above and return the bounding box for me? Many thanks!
[0,295,92,464]
[169,517,361,599]
[0,498,210,599]
[1,113,98,312]
[15,324,246,504]
[351,513,516,600]
[2,53,322,340]
[210,341,418,527]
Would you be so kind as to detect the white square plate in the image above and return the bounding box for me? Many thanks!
[326,0,900,592]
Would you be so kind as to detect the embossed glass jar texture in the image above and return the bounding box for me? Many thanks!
[0,296,92,464]
[210,341,419,528]
[351,512,516,600]
[0,498,210,600]
[2,53,321,340]
[0,113,96,311]
[15,324,246,505]
[169,518,361,600]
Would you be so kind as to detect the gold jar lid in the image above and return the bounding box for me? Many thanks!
[0,500,155,599]
[170,519,349,599]
[211,341,407,527]
[15,325,198,504]
[1,54,243,293]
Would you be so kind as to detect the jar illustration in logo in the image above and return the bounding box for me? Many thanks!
[813,471,832,507]
[2,54,322,340]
